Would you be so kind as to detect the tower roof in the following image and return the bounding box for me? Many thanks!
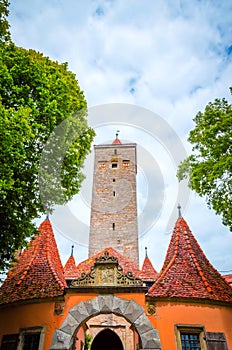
[64,246,79,279]
[112,131,122,144]
[148,217,232,303]
[0,218,66,305]
[141,249,158,281]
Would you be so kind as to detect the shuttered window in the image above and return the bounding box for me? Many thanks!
[22,332,40,350]
[205,332,228,350]
[0,334,19,350]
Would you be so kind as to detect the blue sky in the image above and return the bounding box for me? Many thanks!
[8,0,232,272]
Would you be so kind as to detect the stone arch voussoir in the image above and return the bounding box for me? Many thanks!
[50,295,161,350]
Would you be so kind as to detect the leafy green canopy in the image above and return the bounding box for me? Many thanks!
[0,43,95,271]
[178,87,232,231]
[0,0,10,45]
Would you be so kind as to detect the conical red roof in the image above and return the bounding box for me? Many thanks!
[148,217,232,303]
[64,254,79,279]
[112,138,122,144]
[0,218,66,305]
[223,274,232,287]
[141,257,158,281]
[112,134,122,144]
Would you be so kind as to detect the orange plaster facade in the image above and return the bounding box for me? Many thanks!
[0,292,148,349]
[1,294,232,349]
[154,301,232,349]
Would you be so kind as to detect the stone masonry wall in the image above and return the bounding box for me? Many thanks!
[88,143,139,265]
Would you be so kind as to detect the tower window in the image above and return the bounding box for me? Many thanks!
[98,161,106,170]
[113,178,115,182]
[123,160,130,168]
[112,223,115,230]
[112,163,117,168]
[114,149,117,154]
[113,191,116,196]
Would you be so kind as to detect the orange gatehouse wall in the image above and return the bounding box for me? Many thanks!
[0,294,96,350]
[0,292,147,349]
[1,293,232,350]
[152,300,232,350]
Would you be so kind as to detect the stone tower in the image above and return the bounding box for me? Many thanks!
[88,133,139,265]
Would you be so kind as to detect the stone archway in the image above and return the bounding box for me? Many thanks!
[50,295,161,350]
[91,329,124,350]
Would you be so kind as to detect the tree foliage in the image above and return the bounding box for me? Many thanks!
[0,0,11,45]
[0,7,95,271]
[177,87,232,231]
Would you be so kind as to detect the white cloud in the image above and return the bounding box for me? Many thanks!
[8,0,232,273]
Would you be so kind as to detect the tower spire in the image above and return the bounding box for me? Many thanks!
[71,245,74,257]
[112,130,122,145]
[177,203,182,218]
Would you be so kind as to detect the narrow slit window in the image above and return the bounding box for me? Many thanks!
[112,223,115,230]
[113,178,115,182]
[113,191,116,196]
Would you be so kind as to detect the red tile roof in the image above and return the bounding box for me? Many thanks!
[64,255,79,279]
[0,218,66,305]
[223,274,232,286]
[141,257,158,281]
[112,137,122,144]
[148,217,232,303]
[76,247,142,278]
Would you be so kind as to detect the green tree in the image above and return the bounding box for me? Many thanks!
[0,0,11,45]
[0,10,95,271]
[177,87,232,231]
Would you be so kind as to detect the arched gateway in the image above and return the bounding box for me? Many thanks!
[91,329,124,350]
[50,295,161,349]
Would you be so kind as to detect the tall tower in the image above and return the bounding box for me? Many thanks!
[88,133,139,265]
